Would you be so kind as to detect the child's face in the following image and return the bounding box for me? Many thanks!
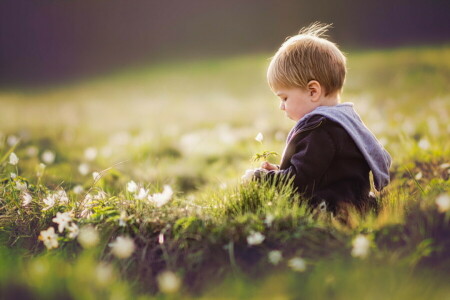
[274,86,319,122]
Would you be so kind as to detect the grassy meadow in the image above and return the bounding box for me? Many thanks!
[1,44,450,299]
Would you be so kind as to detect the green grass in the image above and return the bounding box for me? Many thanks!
[0,44,450,299]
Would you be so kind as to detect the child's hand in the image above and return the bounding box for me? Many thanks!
[260,161,279,171]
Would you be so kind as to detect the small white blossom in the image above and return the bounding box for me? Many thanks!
[26,146,38,157]
[127,180,138,193]
[109,236,135,259]
[78,163,90,176]
[7,135,19,147]
[39,227,59,250]
[288,257,307,272]
[418,138,430,150]
[22,192,32,207]
[56,190,69,204]
[42,194,56,211]
[84,147,97,161]
[9,152,19,165]
[351,234,370,258]
[78,226,99,248]
[119,211,127,227]
[36,163,46,177]
[255,132,264,143]
[67,223,79,239]
[436,193,450,213]
[264,214,275,227]
[241,169,256,183]
[158,233,164,244]
[157,271,181,294]
[15,181,27,191]
[10,172,17,179]
[148,185,173,207]
[73,185,84,194]
[268,250,283,265]
[41,150,55,164]
[247,231,265,245]
[415,172,423,180]
[92,172,101,181]
[52,212,73,233]
[135,187,149,200]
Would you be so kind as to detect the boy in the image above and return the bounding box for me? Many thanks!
[253,23,391,216]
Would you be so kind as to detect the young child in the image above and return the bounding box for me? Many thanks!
[253,23,391,217]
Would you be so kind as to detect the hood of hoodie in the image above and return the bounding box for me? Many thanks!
[291,102,392,191]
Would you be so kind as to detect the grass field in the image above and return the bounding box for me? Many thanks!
[1,44,450,299]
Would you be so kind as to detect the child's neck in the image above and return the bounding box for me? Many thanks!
[320,92,340,106]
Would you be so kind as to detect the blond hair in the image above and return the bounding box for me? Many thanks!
[267,22,346,96]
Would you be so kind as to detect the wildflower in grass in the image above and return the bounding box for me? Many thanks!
[241,168,256,183]
[119,211,127,227]
[148,185,173,207]
[418,138,430,150]
[73,185,84,194]
[127,180,138,193]
[135,187,149,200]
[38,227,59,250]
[56,190,69,204]
[436,193,450,213]
[92,172,101,181]
[78,225,99,248]
[78,163,90,176]
[247,231,265,245]
[52,212,73,233]
[7,135,19,146]
[42,194,56,211]
[36,163,46,177]
[264,214,275,227]
[351,234,370,258]
[288,257,307,272]
[255,132,264,143]
[268,250,283,265]
[9,152,19,165]
[415,172,423,180]
[158,233,164,244]
[26,145,38,157]
[109,236,135,259]
[10,172,17,179]
[22,192,32,207]
[157,271,181,294]
[84,147,97,161]
[15,181,27,191]
[67,223,79,239]
[41,150,55,164]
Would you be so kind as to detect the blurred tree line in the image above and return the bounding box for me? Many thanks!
[1,0,449,87]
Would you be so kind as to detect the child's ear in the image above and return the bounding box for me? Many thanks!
[307,80,321,102]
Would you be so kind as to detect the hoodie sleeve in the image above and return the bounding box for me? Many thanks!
[255,124,336,192]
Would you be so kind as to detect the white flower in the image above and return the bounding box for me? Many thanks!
[255,132,264,143]
[84,147,97,161]
[351,234,370,258]
[78,226,99,248]
[436,193,450,213]
[418,138,430,150]
[148,185,173,207]
[41,150,55,164]
[10,172,17,179]
[241,169,256,183]
[264,214,275,227]
[22,192,32,207]
[288,257,307,272]
[268,250,282,265]
[78,163,90,176]
[67,223,79,239]
[15,181,27,191]
[9,152,19,165]
[415,172,423,180]
[109,236,135,259]
[157,271,181,294]
[127,180,138,193]
[36,163,46,177]
[39,227,59,250]
[92,172,101,181]
[73,185,84,194]
[247,231,265,245]
[7,135,19,147]
[135,187,149,200]
[42,194,56,211]
[158,233,164,244]
[26,146,38,157]
[56,190,69,204]
[119,211,127,227]
[52,212,73,233]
